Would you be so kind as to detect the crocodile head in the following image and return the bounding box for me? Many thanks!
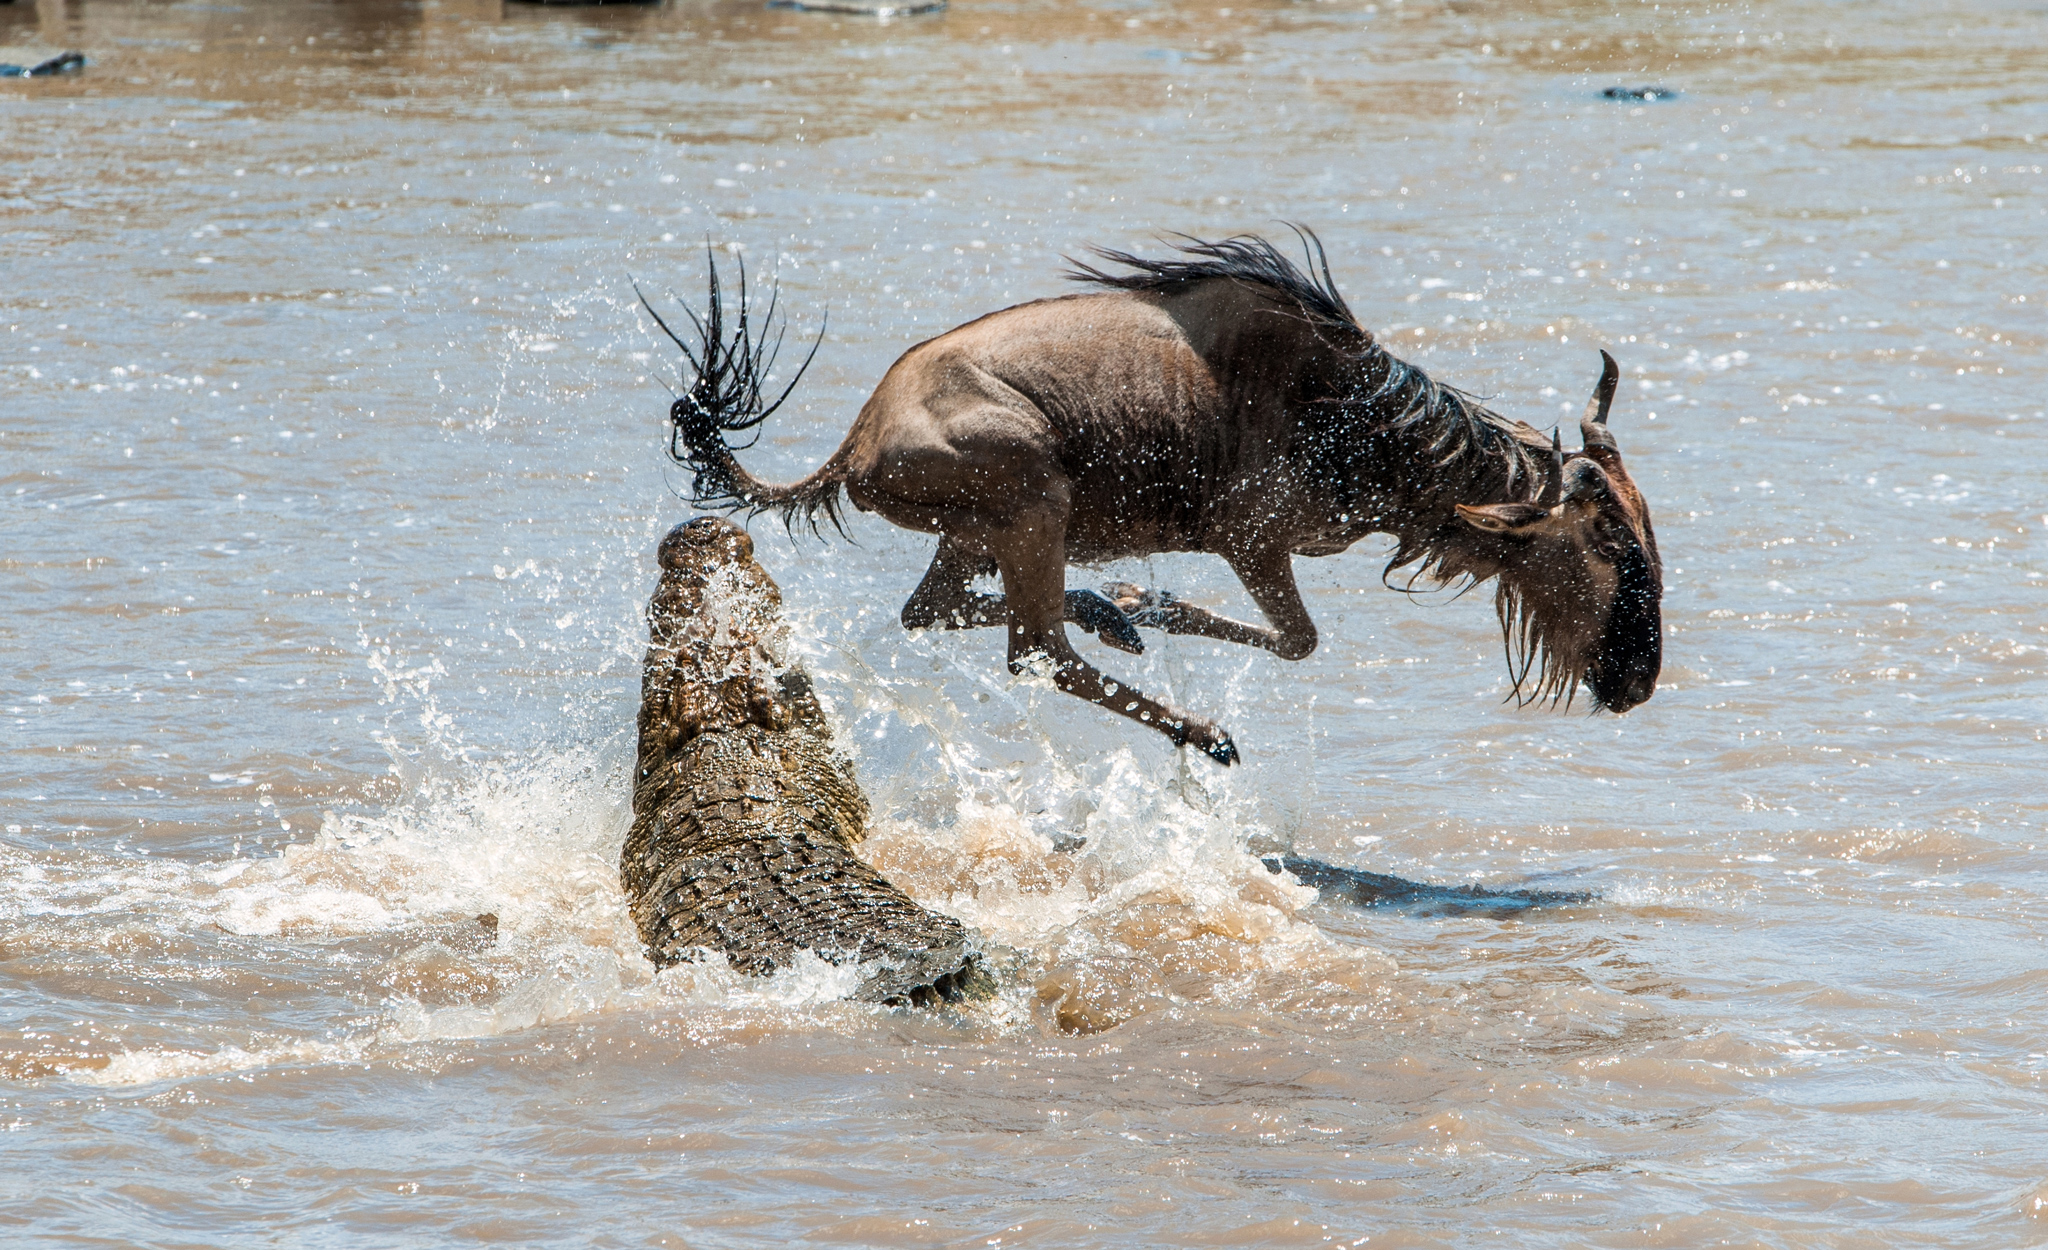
[642,517,825,752]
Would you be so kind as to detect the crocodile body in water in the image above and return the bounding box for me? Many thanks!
[620,516,978,1004]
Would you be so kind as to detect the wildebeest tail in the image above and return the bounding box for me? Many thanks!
[638,249,847,535]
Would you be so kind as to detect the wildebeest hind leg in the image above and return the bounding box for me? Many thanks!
[904,538,1144,654]
[989,518,1237,765]
[1104,549,1316,660]
[901,537,1005,630]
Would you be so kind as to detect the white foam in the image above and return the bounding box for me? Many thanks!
[382,945,657,1042]
[75,1039,365,1088]
[208,744,639,945]
[21,625,1397,1087]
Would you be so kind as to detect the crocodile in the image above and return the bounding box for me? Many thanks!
[620,516,978,1005]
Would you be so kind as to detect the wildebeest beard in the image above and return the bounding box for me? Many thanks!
[1494,566,1594,710]
[1488,534,1659,711]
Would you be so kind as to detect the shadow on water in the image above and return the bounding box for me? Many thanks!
[1266,854,1597,918]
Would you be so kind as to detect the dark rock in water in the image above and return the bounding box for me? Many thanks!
[1266,854,1595,917]
[0,52,86,79]
[1600,85,1679,102]
[621,517,981,1007]
[767,0,947,15]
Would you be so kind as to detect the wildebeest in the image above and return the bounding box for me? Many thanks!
[643,231,1662,765]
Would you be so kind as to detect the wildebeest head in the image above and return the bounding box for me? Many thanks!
[1452,353,1663,712]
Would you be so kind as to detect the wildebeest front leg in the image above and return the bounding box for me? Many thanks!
[904,538,1144,654]
[1102,549,1318,661]
[989,520,1238,765]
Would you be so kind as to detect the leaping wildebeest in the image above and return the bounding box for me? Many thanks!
[643,231,1662,765]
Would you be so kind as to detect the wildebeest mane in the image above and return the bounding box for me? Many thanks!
[1066,226,1358,335]
[1068,231,1537,508]
[1359,354,1538,499]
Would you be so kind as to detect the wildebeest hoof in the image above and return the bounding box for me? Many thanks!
[1198,730,1239,767]
[1102,582,1179,629]
[1065,588,1145,655]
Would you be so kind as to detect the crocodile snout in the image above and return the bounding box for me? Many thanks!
[658,514,755,572]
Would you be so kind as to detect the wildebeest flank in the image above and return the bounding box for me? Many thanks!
[643,231,1663,761]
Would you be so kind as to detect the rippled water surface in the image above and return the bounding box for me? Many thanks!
[4,0,2047,1244]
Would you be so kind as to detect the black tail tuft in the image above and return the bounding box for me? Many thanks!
[639,247,845,535]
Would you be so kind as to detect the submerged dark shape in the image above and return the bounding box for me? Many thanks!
[766,0,947,13]
[0,52,86,78]
[1600,85,1679,102]
[647,230,1662,764]
[620,516,979,1006]
[1268,855,1596,916]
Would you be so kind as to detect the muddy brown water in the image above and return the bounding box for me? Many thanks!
[3,0,2046,1245]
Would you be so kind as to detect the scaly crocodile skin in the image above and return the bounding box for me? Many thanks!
[621,517,976,1005]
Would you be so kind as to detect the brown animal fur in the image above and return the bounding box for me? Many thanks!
[644,232,1662,762]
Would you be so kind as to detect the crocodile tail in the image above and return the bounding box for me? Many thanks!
[640,247,848,536]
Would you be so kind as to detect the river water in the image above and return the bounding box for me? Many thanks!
[4,0,2045,1244]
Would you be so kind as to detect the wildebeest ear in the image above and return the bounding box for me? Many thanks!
[1455,502,1552,534]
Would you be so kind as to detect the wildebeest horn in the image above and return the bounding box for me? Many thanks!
[1580,350,1620,450]
[1537,427,1563,507]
